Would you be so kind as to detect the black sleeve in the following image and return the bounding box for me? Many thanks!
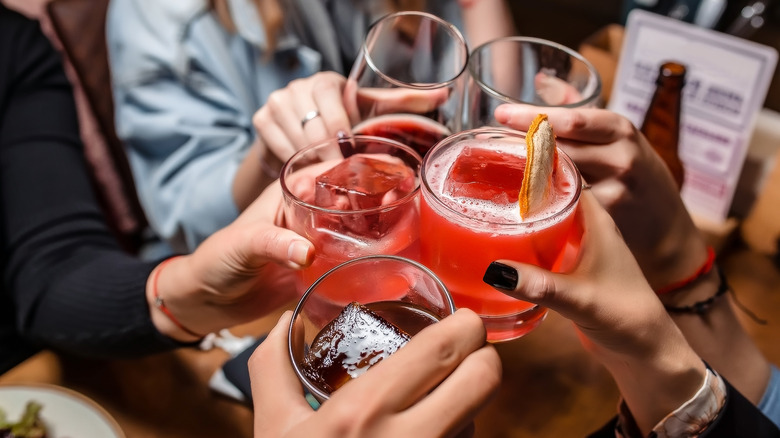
[701,378,780,437]
[587,377,780,437]
[0,7,183,362]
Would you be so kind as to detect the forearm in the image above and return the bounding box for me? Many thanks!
[600,329,707,435]
[24,251,184,357]
[459,0,516,47]
[232,137,280,212]
[660,268,772,404]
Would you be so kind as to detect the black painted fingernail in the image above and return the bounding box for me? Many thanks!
[483,262,518,290]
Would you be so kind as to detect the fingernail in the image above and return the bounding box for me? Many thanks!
[287,240,312,268]
[493,105,510,123]
[483,262,519,290]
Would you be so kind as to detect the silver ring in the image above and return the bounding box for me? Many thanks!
[301,110,321,128]
[582,183,592,190]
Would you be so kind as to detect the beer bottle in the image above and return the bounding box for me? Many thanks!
[640,61,686,190]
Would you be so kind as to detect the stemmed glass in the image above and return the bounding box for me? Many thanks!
[465,36,602,128]
[343,11,469,157]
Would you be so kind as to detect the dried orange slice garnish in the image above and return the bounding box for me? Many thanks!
[519,114,557,219]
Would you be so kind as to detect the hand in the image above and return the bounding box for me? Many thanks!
[149,181,314,339]
[485,192,705,434]
[342,85,450,127]
[234,72,352,210]
[250,308,502,438]
[494,104,709,291]
[252,71,352,166]
[534,73,585,106]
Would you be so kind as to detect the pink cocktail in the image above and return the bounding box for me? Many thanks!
[420,128,583,342]
[280,135,423,305]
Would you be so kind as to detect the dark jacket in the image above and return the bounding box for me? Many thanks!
[0,5,179,374]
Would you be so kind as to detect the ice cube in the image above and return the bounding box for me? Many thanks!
[444,147,526,203]
[314,154,415,211]
[302,302,411,394]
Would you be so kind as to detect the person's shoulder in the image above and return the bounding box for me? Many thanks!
[108,0,206,22]
[107,0,208,37]
[107,0,210,82]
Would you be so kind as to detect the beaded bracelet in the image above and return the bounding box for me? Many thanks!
[663,264,769,326]
[152,256,206,338]
[664,265,728,315]
[656,246,716,295]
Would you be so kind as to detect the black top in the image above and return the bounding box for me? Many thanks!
[0,6,181,374]
[588,377,780,437]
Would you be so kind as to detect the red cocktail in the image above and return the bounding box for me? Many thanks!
[420,128,583,342]
[353,114,451,158]
[280,135,423,302]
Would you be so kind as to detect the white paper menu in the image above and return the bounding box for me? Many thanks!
[608,9,778,223]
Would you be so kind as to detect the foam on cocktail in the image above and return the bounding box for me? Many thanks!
[431,140,577,228]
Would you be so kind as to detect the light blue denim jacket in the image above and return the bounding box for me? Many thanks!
[107,0,462,252]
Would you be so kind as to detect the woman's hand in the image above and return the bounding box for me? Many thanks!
[253,71,351,166]
[494,104,709,291]
[148,181,313,340]
[485,193,705,434]
[233,72,351,211]
[250,308,501,438]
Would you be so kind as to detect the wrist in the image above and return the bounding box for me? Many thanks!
[147,256,208,342]
[657,262,721,309]
[640,233,710,291]
[233,138,279,211]
[604,334,706,434]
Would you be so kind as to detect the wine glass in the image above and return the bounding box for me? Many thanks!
[465,36,602,128]
[343,11,469,157]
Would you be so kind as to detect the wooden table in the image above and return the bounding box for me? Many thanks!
[2,246,779,438]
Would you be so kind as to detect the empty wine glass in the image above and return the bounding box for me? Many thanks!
[465,36,602,128]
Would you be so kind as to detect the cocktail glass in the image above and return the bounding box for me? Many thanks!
[343,11,469,157]
[419,127,584,342]
[288,255,455,402]
[280,135,423,297]
[466,36,602,128]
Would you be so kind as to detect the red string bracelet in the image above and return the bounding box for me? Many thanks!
[152,256,205,339]
[655,246,716,295]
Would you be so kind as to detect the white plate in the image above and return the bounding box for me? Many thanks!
[0,384,124,438]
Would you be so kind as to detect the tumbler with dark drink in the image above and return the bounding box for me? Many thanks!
[288,255,455,402]
[301,300,440,394]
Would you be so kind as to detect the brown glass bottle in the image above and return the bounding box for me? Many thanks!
[640,61,686,190]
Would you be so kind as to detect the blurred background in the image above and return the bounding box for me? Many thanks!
[509,0,780,111]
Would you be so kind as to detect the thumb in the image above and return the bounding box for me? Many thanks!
[482,260,583,318]
[248,224,315,270]
[251,311,314,436]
